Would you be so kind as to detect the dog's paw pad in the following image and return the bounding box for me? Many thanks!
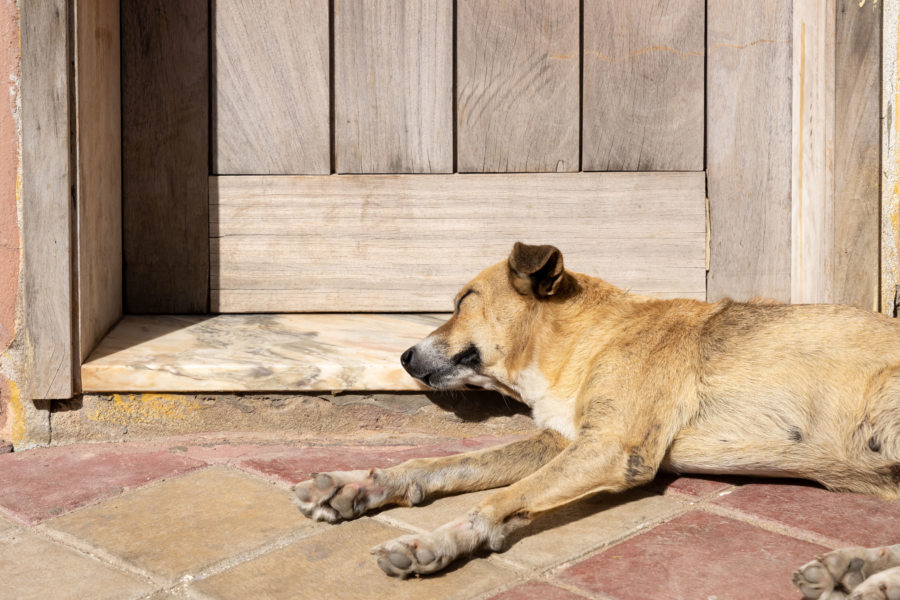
[371,535,453,578]
[795,559,838,599]
[293,469,380,523]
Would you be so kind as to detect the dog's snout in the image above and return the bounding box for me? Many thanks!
[400,347,414,369]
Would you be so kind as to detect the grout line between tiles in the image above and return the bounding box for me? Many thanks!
[503,496,696,578]
[698,502,848,550]
[32,523,168,588]
[186,523,330,583]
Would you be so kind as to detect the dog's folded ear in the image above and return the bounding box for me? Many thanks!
[508,242,566,297]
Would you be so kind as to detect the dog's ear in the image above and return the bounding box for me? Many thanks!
[508,242,566,297]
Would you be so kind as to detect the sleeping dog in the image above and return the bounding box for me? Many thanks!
[295,242,900,598]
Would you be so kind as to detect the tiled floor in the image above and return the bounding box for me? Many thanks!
[0,436,897,600]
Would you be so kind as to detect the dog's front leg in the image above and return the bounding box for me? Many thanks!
[372,432,656,577]
[294,429,568,523]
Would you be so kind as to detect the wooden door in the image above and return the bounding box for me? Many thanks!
[123,0,709,314]
[209,0,706,312]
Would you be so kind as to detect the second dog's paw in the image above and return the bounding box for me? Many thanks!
[293,469,387,523]
[795,546,900,599]
[371,533,458,578]
[849,566,900,600]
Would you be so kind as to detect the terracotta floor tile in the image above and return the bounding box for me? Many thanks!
[0,445,203,523]
[486,581,587,600]
[556,510,828,600]
[712,480,900,546]
[193,518,518,600]
[45,466,316,583]
[647,473,739,498]
[0,530,152,600]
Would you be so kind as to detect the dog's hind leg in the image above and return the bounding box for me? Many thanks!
[794,545,900,599]
[293,429,568,523]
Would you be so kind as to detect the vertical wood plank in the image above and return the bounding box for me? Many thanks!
[76,0,122,361]
[791,0,835,304]
[882,0,900,316]
[122,0,208,313]
[832,0,881,309]
[21,0,74,398]
[582,0,705,171]
[213,0,330,175]
[456,0,579,173]
[707,0,793,302]
[334,0,453,173]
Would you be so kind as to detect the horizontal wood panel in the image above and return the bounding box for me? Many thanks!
[210,174,706,311]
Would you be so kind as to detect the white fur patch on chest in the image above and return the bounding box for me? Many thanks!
[515,365,578,439]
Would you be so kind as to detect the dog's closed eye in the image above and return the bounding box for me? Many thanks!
[452,345,481,368]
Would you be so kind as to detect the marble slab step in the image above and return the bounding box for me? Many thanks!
[81,314,447,393]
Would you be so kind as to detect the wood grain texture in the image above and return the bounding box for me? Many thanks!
[582,0,704,171]
[76,0,122,362]
[707,0,793,302]
[456,0,579,173]
[122,0,208,313]
[213,0,330,175]
[791,0,835,304]
[21,0,74,398]
[832,0,880,309]
[209,174,707,312]
[334,0,453,173]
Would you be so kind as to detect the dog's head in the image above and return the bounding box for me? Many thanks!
[401,242,575,395]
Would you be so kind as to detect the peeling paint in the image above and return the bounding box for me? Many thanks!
[87,394,203,428]
[7,379,23,444]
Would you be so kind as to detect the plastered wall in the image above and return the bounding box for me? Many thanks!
[0,0,21,445]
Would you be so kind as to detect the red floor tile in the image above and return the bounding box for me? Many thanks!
[556,510,827,600]
[0,446,204,523]
[236,436,517,484]
[712,480,900,547]
[486,582,586,600]
[648,473,737,498]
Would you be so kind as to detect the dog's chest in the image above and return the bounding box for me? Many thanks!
[515,366,578,439]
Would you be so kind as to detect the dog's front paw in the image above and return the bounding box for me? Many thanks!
[371,532,458,578]
[795,547,900,599]
[293,469,390,523]
[849,566,900,600]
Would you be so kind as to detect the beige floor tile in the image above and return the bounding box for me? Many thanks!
[193,518,518,600]
[0,530,152,600]
[45,466,317,583]
[0,515,16,535]
[382,489,685,570]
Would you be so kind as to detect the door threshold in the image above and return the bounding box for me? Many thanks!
[81,314,445,393]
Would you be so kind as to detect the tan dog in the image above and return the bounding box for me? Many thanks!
[295,243,900,598]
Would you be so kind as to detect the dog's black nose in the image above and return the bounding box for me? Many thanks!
[400,347,414,369]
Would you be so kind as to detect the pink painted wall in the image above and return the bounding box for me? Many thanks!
[0,0,19,440]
